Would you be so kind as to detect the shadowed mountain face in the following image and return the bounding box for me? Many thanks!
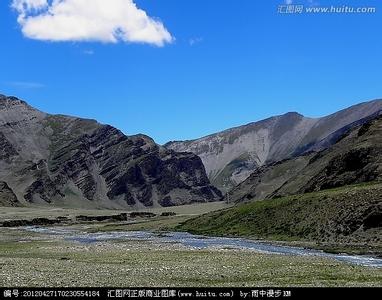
[0,181,18,206]
[165,100,382,192]
[228,113,382,203]
[0,95,221,208]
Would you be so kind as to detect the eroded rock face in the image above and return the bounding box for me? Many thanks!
[0,181,19,206]
[0,133,18,160]
[303,147,380,192]
[0,95,222,208]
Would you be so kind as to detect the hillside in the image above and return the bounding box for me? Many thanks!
[0,95,221,208]
[228,114,382,203]
[166,100,382,192]
[179,115,382,253]
[178,182,382,255]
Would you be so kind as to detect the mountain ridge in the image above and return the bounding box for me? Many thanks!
[165,99,382,192]
[227,113,382,203]
[0,94,222,208]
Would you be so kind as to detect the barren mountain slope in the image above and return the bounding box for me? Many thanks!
[228,113,382,203]
[166,99,382,192]
[0,95,221,208]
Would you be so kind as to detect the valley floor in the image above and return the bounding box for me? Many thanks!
[0,203,381,287]
[1,226,382,287]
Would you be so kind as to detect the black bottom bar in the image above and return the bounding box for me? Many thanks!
[0,287,380,300]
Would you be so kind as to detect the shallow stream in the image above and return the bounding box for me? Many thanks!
[24,226,382,268]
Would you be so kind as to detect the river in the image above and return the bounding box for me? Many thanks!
[23,226,382,268]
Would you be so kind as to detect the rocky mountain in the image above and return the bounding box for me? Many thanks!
[0,181,19,206]
[228,113,382,203]
[165,99,382,192]
[0,95,221,208]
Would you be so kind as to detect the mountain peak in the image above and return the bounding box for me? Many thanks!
[165,98,382,192]
[281,111,304,118]
[0,94,28,109]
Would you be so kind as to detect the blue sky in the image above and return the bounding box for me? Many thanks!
[0,0,381,144]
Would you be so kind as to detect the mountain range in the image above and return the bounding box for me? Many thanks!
[165,99,382,192]
[0,95,221,208]
[1,94,382,210]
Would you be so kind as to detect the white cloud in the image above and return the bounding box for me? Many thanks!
[6,81,45,89]
[189,37,203,46]
[83,49,94,55]
[11,0,173,46]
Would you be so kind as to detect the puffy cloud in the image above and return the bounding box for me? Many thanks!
[11,0,173,46]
